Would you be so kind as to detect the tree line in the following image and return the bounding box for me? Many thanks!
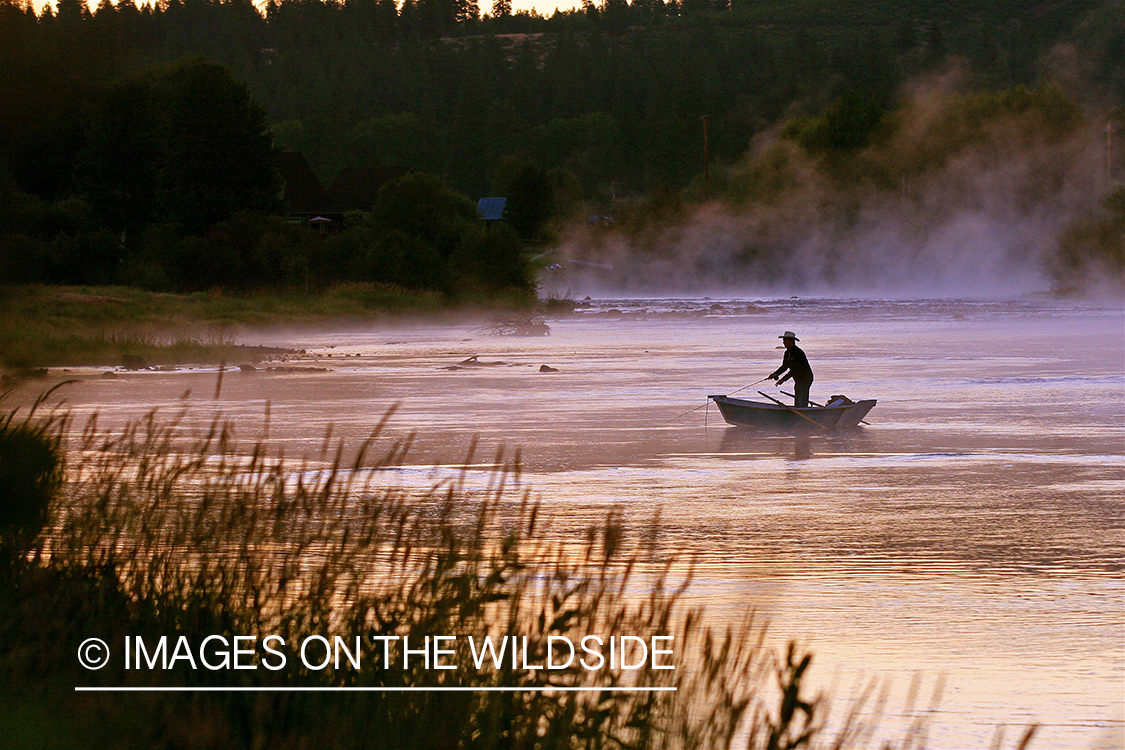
[0,0,1120,295]
[5,0,1114,199]
[0,54,540,296]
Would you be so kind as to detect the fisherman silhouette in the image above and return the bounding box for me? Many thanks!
[767,331,813,407]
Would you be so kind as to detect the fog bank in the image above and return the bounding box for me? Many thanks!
[549,76,1120,300]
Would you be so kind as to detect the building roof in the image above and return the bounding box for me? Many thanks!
[327,167,413,212]
[477,197,507,221]
[276,152,329,214]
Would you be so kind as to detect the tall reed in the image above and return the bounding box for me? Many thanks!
[0,398,1036,749]
[1,402,779,749]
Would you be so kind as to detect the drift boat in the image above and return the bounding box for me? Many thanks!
[709,393,876,429]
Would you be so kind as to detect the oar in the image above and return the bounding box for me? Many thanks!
[780,390,825,407]
[780,390,871,425]
[757,390,826,429]
[659,376,771,426]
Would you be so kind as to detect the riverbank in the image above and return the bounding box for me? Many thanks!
[0,284,548,371]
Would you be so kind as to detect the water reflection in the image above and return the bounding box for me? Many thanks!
[10,297,1124,749]
[715,424,878,461]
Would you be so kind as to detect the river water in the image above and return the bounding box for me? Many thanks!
[32,297,1125,749]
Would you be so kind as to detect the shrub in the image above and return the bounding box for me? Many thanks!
[0,389,65,559]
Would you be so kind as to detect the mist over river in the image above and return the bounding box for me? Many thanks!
[34,297,1125,749]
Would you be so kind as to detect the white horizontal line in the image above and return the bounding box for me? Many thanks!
[75,686,677,693]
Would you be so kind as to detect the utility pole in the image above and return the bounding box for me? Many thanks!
[701,115,710,191]
[1108,120,1114,183]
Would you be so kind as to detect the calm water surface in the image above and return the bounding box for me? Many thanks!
[36,298,1125,749]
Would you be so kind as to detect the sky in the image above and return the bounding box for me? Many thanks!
[510,0,581,13]
[32,0,584,16]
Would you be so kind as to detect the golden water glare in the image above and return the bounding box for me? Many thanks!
[25,296,1125,749]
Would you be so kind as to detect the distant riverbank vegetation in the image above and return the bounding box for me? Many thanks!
[1,397,1037,749]
[0,284,481,369]
[1,0,1121,306]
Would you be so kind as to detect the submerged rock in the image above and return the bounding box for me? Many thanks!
[458,356,507,366]
[477,316,550,337]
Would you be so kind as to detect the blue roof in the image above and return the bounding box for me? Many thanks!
[477,197,507,221]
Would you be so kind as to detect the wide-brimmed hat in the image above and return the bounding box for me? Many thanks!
[778,331,799,341]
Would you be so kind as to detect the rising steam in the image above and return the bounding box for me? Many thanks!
[550,71,1119,299]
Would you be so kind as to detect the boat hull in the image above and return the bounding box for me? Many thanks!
[836,399,877,427]
[709,395,875,429]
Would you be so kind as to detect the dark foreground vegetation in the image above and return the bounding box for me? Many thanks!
[0,393,1041,749]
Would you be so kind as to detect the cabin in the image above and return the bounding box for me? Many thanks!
[327,167,412,215]
[275,152,329,222]
[276,153,412,229]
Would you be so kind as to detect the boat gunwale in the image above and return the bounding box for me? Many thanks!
[708,394,875,429]
[708,394,855,414]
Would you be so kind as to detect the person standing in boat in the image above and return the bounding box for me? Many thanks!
[768,331,814,407]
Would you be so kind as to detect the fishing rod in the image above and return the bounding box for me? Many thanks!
[728,376,773,397]
[659,376,772,427]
